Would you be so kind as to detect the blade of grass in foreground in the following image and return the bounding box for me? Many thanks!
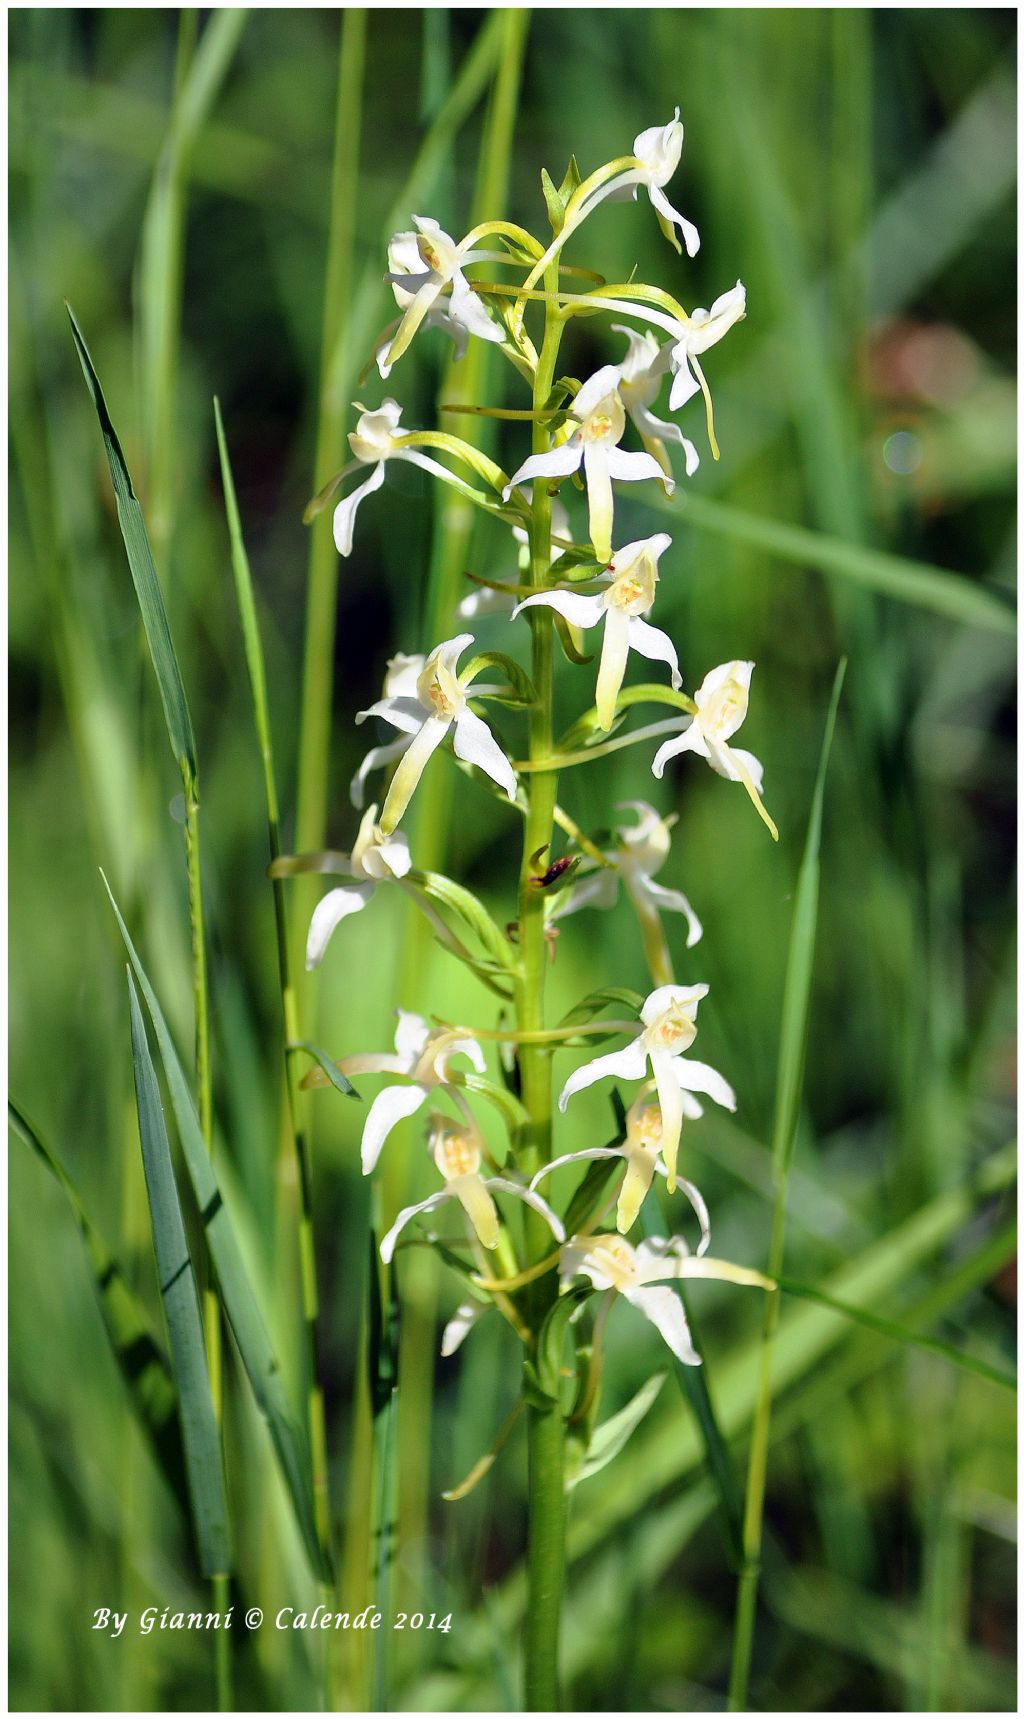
[126,971,231,1583]
[104,875,331,1584]
[214,398,340,1573]
[728,660,846,1710]
[9,1099,186,1502]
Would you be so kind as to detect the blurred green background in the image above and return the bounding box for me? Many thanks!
[9,7,1016,1712]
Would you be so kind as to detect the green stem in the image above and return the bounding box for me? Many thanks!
[295,9,366,860]
[517,268,568,1713]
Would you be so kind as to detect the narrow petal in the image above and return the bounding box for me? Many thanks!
[595,605,631,730]
[604,446,673,489]
[616,1145,657,1234]
[379,714,452,833]
[558,1036,650,1111]
[445,1035,488,1075]
[573,364,625,420]
[452,1173,501,1250]
[672,1057,737,1112]
[380,276,446,374]
[355,695,426,736]
[649,1046,685,1192]
[668,352,700,413]
[622,1284,700,1365]
[448,272,505,344]
[333,460,386,558]
[486,1178,566,1242]
[440,1299,488,1357]
[648,183,700,259]
[380,1189,451,1264]
[451,706,518,801]
[502,442,581,500]
[393,1010,432,1066]
[333,1052,406,1078]
[676,1175,712,1256]
[360,1082,429,1175]
[306,883,375,968]
[626,616,682,690]
[350,735,410,809]
[637,877,703,947]
[530,1147,625,1191]
[582,442,614,561]
[651,722,705,780]
[512,589,605,630]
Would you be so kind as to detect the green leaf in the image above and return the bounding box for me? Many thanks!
[450,1071,531,1134]
[406,868,518,973]
[66,303,198,789]
[540,167,566,235]
[103,875,331,1582]
[558,986,644,1030]
[534,1287,590,1399]
[776,1275,1016,1391]
[9,1098,186,1503]
[557,153,583,205]
[569,1371,666,1489]
[661,491,1016,635]
[461,649,538,707]
[126,971,230,1579]
[289,1041,360,1099]
[551,610,595,667]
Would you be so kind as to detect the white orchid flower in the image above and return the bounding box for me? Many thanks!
[333,1011,486,1175]
[532,1085,710,1239]
[512,533,679,730]
[305,804,411,969]
[614,325,700,481]
[456,493,570,620]
[651,660,777,839]
[349,652,425,808]
[558,983,736,1192]
[380,1112,565,1263]
[559,1231,772,1366]
[360,632,517,834]
[502,367,668,562]
[332,399,469,558]
[665,282,748,415]
[550,800,702,955]
[378,231,472,370]
[378,216,504,378]
[564,110,700,259]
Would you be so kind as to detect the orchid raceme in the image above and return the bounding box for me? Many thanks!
[559,984,736,1192]
[551,799,702,964]
[614,324,699,481]
[324,1010,486,1174]
[378,216,505,378]
[513,534,679,729]
[303,804,411,968]
[651,659,778,838]
[532,1086,711,1238]
[368,632,517,833]
[380,1112,565,1263]
[559,1233,773,1366]
[502,366,667,561]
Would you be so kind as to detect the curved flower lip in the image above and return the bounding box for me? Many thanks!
[380,1168,564,1264]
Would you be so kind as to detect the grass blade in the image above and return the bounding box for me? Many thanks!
[729,659,846,1709]
[9,1098,186,1502]
[104,874,331,1582]
[126,971,230,1579]
[775,1274,1015,1392]
[65,302,197,789]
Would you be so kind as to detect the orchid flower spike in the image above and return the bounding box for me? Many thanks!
[652,660,777,839]
[364,633,517,834]
[378,216,504,378]
[512,534,679,730]
[332,1011,486,1175]
[558,984,736,1191]
[350,652,425,808]
[559,1231,772,1365]
[305,804,411,969]
[614,325,700,482]
[532,1085,711,1240]
[502,367,668,562]
[380,1111,565,1263]
[550,799,702,952]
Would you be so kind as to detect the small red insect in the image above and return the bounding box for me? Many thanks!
[529,853,579,889]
